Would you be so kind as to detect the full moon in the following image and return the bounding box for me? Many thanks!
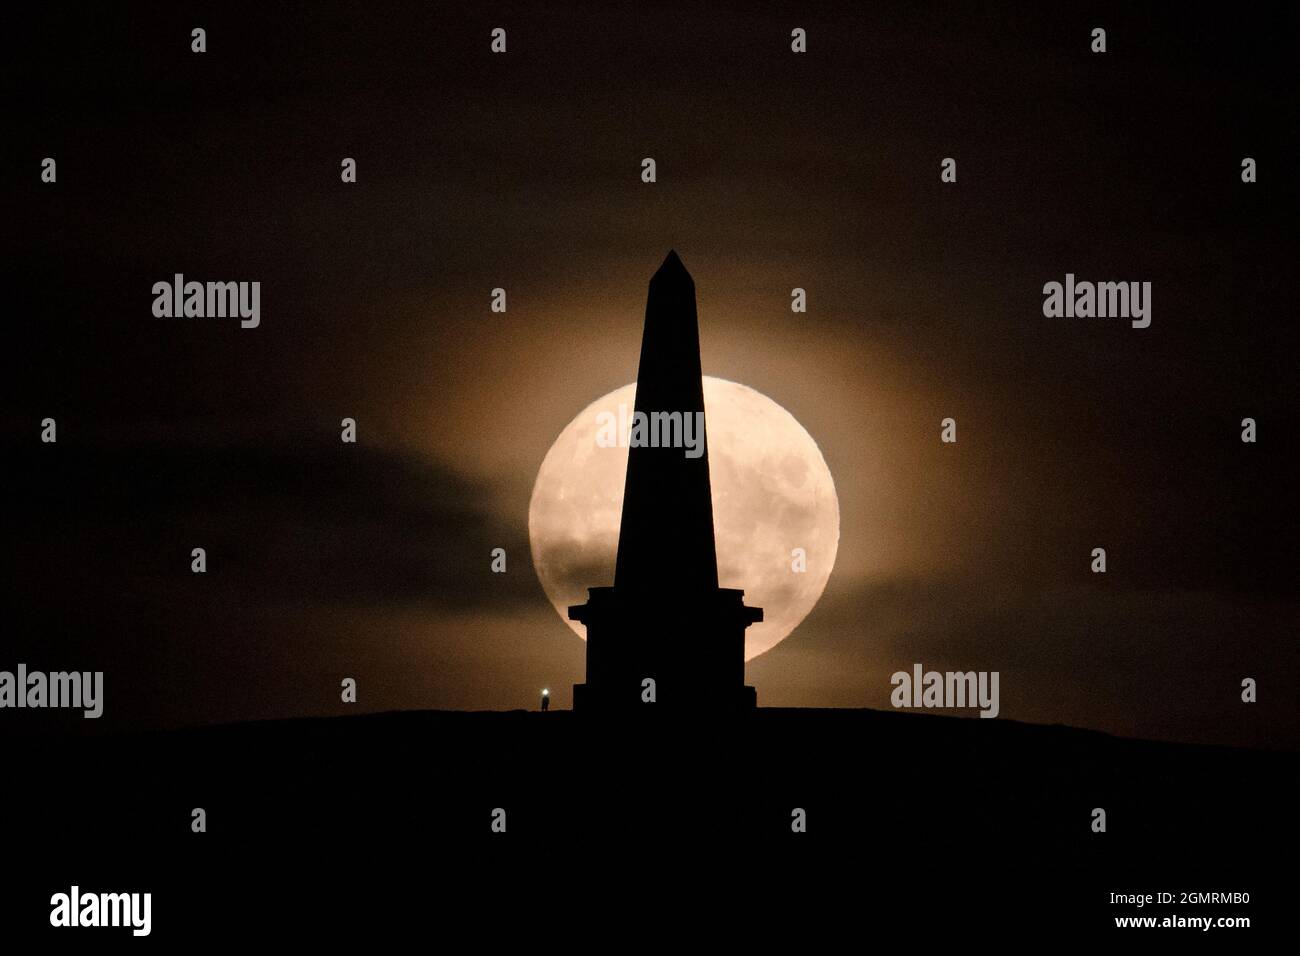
[529,376,839,660]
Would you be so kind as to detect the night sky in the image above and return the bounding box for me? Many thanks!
[7,2,1297,747]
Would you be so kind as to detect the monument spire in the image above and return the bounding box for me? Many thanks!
[614,249,719,593]
[570,252,762,712]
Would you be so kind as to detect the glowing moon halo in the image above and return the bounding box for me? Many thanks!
[529,377,839,661]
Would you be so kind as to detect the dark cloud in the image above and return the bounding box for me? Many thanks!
[9,430,535,611]
[4,428,553,733]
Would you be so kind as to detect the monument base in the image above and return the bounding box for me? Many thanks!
[569,585,762,713]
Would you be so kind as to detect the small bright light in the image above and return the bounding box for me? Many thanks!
[542,688,550,696]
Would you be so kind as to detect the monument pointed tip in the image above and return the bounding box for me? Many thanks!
[653,249,692,285]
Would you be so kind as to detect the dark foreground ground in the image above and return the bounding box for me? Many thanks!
[3,708,1295,943]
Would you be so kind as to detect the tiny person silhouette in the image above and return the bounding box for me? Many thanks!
[540,688,550,712]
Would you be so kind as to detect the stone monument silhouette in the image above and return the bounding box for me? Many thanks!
[570,251,763,711]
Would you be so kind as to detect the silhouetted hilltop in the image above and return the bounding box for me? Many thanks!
[5,708,1294,940]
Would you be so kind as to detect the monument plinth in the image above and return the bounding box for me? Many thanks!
[570,251,762,712]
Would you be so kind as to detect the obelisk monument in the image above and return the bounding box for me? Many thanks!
[570,251,762,711]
